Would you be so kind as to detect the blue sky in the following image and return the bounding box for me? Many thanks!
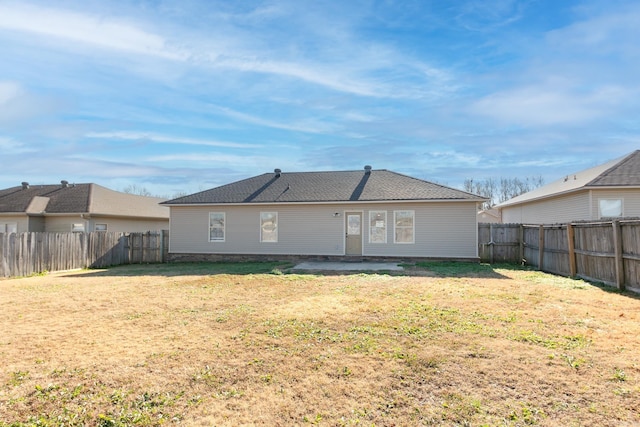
[1,0,639,198]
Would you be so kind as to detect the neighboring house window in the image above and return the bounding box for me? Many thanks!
[71,223,85,232]
[209,212,225,242]
[95,224,108,232]
[369,211,387,243]
[599,199,623,218]
[260,212,278,242]
[394,210,414,244]
[1,222,17,233]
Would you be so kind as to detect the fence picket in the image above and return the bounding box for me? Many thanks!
[479,220,640,291]
[0,231,168,278]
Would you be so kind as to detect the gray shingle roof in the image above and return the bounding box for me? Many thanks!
[496,150,640,208]
[587,150,640,186]
[163,169,484,205]
[0,182,169,218]
[0,183,91,213]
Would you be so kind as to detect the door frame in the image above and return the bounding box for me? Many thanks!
[344,210,364,256]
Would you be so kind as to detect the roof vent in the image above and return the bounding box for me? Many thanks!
[274,168,282,177]
[21,182,29,190]
[364,165,372,174]
[61,180,69,188]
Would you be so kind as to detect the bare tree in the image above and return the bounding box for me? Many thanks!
[465,176,545,206]
[122,184,153,197]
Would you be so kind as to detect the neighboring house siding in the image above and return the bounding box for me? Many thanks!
[478,212,500,224]
[41,216,168,232]
[501,192,590,224]
[44,216,89,232]
[0,215,26,233]
[88,217,169,232]
[28,216,45,232]
[501,189,640,224]
[590,189,640,219]
[169,202,478,258]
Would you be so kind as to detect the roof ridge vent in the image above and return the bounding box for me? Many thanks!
[364,165,372,174]
[274,168,282,178]
[21,181,29,190]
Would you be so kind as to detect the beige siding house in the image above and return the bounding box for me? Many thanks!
[478,208,501,224]
[162,167,485,261]
[497,150,640,224]
[0,181,169,233]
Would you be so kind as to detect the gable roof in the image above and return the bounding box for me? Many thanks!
[497,150,640,208]
[0,182,169,218]
[163,168,485,205]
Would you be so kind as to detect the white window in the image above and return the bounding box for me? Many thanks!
[260,212,278,242]
[1,222,18,233]
[71,223,85,232]
[599,199,623,218]
[95,223,108,232]
[394,210,414,244]
[209,212,225,242]
[369,211,387,243]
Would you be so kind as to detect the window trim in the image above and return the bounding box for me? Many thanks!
[260,211,278,243]
[394,210,415,244]
[369,210,387,244]
[95,223,108,232]
[0,222,18,233]
[598,199,623,218]
[71,223,85,232]
[209,212,226,242]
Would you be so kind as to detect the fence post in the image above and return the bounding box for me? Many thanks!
[489,223,494,264]
[0,233,7,278]
[161,229,169,263]
[538,225,545,271]
[518,225,524,265]
[567,223,577,277]
[612,220,625,291]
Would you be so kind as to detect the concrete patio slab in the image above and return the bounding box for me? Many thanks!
[291,261,404,272]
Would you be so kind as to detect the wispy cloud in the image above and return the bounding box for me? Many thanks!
[468,83,617,126]
[0,2,455,100]
[453,0,526,32]
[0,80,59,125]
[466,2,640,128]
[0,136,31,154]
[546,2,640,57]
[207,105,337,134]
[0,81,21,104]
[147,152,279,165]
[213,57,382,97]
[86,131,261,149]
[0,2,185,60]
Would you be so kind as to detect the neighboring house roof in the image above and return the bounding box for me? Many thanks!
[0,182,169,218]
[163,167,485,205]
[478,208,501,222]
[496,150,640,208]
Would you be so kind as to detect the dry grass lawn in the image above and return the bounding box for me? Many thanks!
[0,262,639,426]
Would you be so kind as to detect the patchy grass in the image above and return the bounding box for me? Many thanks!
[82,261,294,276]
[0,262,639,426]
[414,260,505,277]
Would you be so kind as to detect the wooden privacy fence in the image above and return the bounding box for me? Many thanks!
[0,230,169,278]
[479,221,640,291]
